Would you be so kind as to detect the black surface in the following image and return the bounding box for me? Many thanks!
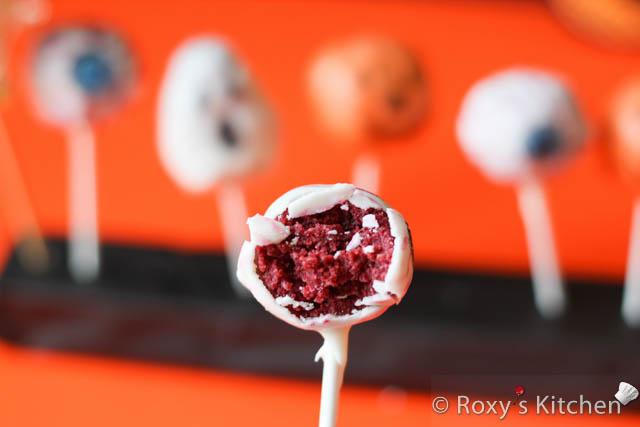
[0,238,638,402]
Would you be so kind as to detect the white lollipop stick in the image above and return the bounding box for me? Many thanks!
[351,153,380,194]
[315,326,350,427]
[67,123,99,283]
[216,181,250,295]
[0,115,48,272]
[622,198,640,327]
[516,179,566,319]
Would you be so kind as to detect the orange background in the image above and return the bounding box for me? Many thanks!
[0,343,638,426]
[2,0,640,280]
[0,2,639,425]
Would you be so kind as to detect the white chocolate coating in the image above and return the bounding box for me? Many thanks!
[456,68,585,183]
[157,37,275,193]
[30,27,135,126]
[237,183,413,331]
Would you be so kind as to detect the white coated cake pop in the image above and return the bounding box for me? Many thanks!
[157,36,275,294]
[29,27,136,283]
[456,68,586,319]
[157,37,274,193]
[31,27,135,126]
[457,68,585,184]
[237,183,413,427]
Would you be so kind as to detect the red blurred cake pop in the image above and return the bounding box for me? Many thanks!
[308,36,427,194]
[309,36,426,141]
[549,0,640,50]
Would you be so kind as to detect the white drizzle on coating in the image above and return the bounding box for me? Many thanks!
[246,214,290,245]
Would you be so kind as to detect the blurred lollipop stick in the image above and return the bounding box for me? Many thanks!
[67,122,99,283]
[351,153,380,194]
[216,181,250,296]
[623,198,640,327]
[516,179,566,319]
[315,327,349,427]
[0,114,48,273]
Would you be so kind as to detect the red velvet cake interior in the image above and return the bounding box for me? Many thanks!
[254,202,394,318]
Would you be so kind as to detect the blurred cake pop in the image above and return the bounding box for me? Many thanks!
[0,0,49,274]
[611,79,640,182]
[0,0,48,94]
[237,183,413,427]
[309,36,426,141]
[549,0,640,49]
[610,79,640,326]
[457,68,586,319]
[157,36,275,293]
[308,36,426,194]
[28,26,136,282]
[32,27,135,126]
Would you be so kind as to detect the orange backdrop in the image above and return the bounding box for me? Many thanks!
[1,0,639,281]
[1,3,640,426]
[0,343,638,426]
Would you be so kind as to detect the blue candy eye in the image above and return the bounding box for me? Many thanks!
[526,126,560,159]
[72,52,113,94]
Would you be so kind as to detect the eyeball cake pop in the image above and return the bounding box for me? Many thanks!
[32,27,135,126]
[457,68,586,319]
[610,79,640,326]
[237,183,413,427]
[157,36,275,293]
[308,36,427,194]
[28,26,136,283]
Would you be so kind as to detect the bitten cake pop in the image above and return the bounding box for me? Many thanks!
[308,36,427,194]
[457,68,586,319]
[157,36,275,293]
[610,79,640,326]
[28,26,136,282]
[237,183,413,427]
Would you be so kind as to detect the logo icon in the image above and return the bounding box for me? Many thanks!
[615,382,639,406]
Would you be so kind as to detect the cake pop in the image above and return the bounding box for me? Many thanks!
[549,0,640,49]
[237,183,413,427]
[0,0,48,274]
[28,26,135,283]
[457,68,586,319]
[610,79,640,326]
[157,36,275,293]
[308,36,427,194]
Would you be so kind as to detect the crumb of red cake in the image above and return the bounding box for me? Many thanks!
[254,202,394,318]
